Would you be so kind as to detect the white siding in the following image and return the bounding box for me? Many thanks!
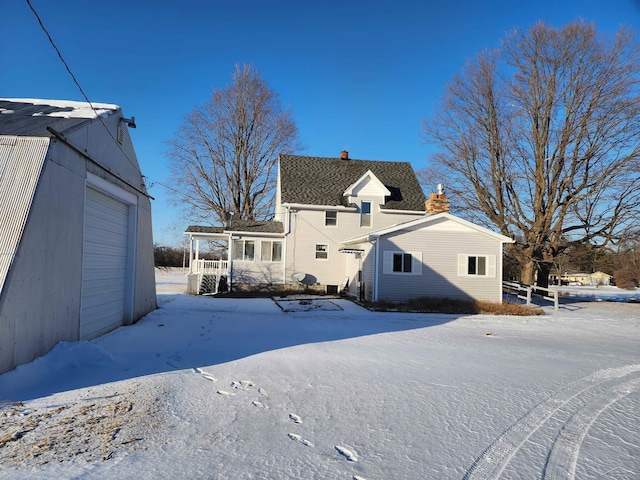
[230,236,284,285]
[284,207,423,287]
[375,220,504,302]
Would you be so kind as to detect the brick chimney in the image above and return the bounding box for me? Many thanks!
[425,184,450,214]
[340,150,349,160]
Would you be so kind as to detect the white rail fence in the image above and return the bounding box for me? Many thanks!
[503,281,559,310]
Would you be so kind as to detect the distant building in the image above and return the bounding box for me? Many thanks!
[550,270,613,286]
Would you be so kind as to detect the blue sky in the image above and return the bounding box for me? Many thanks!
[2,0,639,246]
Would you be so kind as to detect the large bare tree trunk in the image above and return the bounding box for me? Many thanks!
[423,21,640,281]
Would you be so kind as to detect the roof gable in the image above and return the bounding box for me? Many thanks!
[342,212,515,245]
[278,154,425,211]
[343,169,391,198]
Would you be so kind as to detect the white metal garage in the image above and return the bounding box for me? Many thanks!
[80,185,133,340]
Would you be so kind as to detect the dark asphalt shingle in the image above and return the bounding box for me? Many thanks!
[279,154,426,211]
[186,221,284,234]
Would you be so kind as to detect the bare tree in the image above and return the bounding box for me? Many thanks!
[167,64,302,224]
[423,21,640,286]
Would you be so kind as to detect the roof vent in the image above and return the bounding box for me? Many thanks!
[340,150,349,160]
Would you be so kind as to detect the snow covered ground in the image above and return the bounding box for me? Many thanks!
[0,268,638,479]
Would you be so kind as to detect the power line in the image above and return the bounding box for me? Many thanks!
[25,0,143,177]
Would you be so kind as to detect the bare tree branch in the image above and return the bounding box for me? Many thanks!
[166,64,302,224]
[422,20,640,285]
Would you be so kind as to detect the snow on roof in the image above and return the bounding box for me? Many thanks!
[0,98,119,119]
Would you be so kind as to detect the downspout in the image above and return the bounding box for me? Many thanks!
[282,205,291,285]
[372,236,380,302]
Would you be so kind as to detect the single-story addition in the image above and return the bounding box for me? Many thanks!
[0,98,156,374]
[185,152,514,304]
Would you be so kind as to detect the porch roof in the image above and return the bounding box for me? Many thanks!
[186,220,284,236]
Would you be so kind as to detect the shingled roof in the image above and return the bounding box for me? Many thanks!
[279,154,426,211]
[186,220,284,235]
[0,98,118,137]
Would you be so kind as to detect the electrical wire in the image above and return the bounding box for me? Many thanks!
[25,0,144,178]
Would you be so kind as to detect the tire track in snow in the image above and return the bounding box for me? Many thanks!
[542,376,640,480]
[463,364,640,480]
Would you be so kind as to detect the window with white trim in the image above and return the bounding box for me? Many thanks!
[315,244,328,260]
[325,210,337,227]
[393,253,412,273]
[261,241,282,262]
[360,201,371,227]
[458,254,496,277]
[383,251,422,275]
[233,240,255,261]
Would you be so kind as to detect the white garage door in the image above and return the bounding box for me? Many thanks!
[81,187,130,340]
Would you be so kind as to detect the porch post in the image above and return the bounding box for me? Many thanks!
[227,233,233,292]
[189,237,193,273]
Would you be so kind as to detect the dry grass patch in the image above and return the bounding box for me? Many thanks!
[369,297,543,315]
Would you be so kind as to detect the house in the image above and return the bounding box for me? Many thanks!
[0,98,156,374]
[185,151,514,303]
[553,271,613,286]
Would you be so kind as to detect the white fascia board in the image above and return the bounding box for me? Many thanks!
[379,208,425,215]
[343,169,391,197]
[342,212,515,245]
[427,212,516,243]
[224,231,286,238]
[282,202,357,211]
[342,233,380,246]
[184,231,228,241]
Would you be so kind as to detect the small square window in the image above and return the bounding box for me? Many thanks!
[261,241,282,262]
[393,253,412,273]
[315,244,328,260]
[233,240,255,261]
[325,211,337,226]
[468,256,487,276]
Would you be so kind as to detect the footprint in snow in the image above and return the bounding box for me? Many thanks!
[230,380,254,390]
[252,401,269,409]
[335,445,358,462]
[287,433,314,447]
[217,390,234,396]
[353,476,367,480]
[258,387,268,398]
[289,413,302,424]
[194,368,218,382]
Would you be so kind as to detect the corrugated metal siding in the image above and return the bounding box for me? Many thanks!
[376,221,503,302]
[0,136,50,296]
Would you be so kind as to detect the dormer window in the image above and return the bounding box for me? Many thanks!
[361,201,371,227]
[325,210,337,227]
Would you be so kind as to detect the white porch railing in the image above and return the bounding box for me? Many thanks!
[192,259,229,275]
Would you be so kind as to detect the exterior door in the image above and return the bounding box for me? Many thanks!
[80,187,130,340]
